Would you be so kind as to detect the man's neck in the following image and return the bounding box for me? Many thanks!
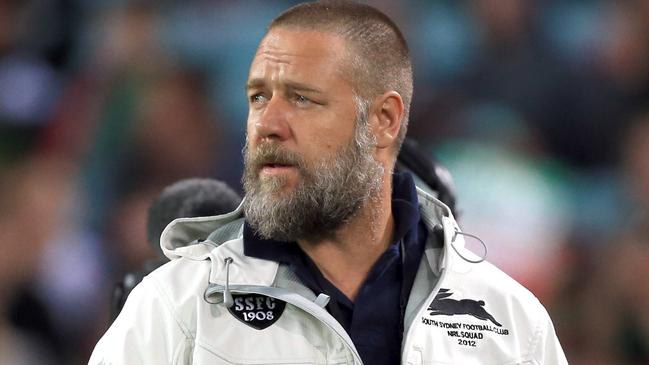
[297,179,394,301]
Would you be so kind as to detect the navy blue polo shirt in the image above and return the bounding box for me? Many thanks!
[243,172,427,364]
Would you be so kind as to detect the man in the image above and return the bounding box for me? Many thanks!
[90,1,567,364]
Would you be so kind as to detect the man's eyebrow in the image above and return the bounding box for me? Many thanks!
[246,78,265,90]
[246,78,323,94]
[285,81,323,94]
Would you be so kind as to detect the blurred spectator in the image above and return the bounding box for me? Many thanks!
[623,114,649,209]
[1,154,74,364]
[127,69,223,184]
[79,66,228,232]
[146,178,242,256]
[111,178,242,320]
[431,104,573,303]
[571,112,649,364]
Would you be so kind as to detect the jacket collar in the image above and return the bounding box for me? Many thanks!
[159,186,461,285]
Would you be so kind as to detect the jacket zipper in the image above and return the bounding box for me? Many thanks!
[400,216,454,364]
[400,266,448,364]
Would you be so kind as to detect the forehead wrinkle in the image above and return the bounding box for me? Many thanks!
[250,55,334,90]
[266,27,358,86]
[256,45,330,65]
[258,29,348,64]
[248,54,288,90]
[250,29,355,95]
[255,49,294,65]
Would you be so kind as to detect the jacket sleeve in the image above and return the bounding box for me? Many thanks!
[88,277,193,365]
[530,306,568,365]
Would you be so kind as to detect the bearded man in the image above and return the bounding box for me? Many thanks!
[90,2,567,364]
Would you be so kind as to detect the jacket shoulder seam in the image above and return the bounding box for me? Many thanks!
[144,275,195,340]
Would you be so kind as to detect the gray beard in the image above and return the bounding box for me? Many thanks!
[242,109,384,242]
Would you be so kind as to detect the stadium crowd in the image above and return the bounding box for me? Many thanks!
[1,0,648,363]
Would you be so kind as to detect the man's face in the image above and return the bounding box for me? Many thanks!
[243,28,383,241]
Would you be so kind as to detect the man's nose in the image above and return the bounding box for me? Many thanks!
[255,96,292,142]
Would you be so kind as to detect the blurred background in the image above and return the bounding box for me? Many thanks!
[1,0,648,363]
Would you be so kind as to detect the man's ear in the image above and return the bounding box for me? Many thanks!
[370,91,404,150]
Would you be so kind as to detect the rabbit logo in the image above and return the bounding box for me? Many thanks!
[427,289,502,327]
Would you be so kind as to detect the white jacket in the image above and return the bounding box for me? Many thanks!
[90,188,567,364]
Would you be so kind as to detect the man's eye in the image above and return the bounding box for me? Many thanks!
[250,94,267,104]
[294,94,311,105]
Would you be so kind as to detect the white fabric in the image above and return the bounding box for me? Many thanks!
[89,190,568,365]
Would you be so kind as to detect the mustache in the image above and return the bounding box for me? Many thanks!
[246,143,306,172]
